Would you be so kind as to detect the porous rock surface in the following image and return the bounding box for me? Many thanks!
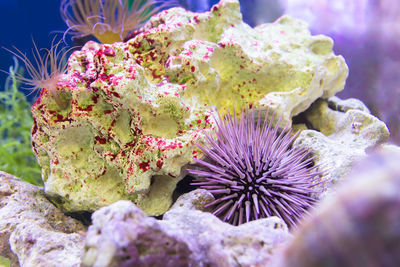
[293,96,390,197]
[0,171,86,267]
[31,0,348,215]
[273,145,400,267]
[82,189,291,267]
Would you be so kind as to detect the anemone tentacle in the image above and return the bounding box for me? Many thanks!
[61,0,176,43]
[2,38,72,108]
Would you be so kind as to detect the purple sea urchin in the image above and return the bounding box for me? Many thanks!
[188,107,324,227]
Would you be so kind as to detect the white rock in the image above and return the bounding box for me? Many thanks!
[82,190,291,267]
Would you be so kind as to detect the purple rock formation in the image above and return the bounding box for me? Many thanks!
[82,189,291,267]
[273,145,400,267]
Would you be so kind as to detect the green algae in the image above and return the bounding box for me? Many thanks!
[0,60,42,186]
[0,256,10,267]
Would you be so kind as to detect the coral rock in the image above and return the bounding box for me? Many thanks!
[0,171,86,267]
[82,189,291,267]
[31,0,348,214]
[293,96,390,197]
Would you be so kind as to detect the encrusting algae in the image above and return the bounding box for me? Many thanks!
[28,0,347,216]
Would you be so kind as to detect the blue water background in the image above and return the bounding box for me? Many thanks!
[0,0,65,91]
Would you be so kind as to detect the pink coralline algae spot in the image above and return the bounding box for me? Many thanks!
[54,114,72,123]
[104,47,116,57]
[110,76,123,86]
[151,69,162,79]
[157,139,166,148]
[138,161,150,172]
[77,105,94,112]
[156,160,164,169]
[163,142,180,150]
[95,136,107,144]
[218,43,226,48]
[144,136,155,146]
[92,95,99,104]
[178,84,186,91]
[99,73,109,81]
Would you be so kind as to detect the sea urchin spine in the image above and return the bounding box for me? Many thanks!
[188,107,324,227]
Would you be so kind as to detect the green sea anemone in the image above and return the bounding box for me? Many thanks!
[61,0,175,43]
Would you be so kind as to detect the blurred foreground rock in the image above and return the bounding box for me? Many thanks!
[273,145,400,267]
[0,171,86,267]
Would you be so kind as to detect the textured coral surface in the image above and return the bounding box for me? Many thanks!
[82,190,290,267]
[31,0,348,214]
[294,96,389,198]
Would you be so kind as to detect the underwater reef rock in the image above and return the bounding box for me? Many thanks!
[273,145,400,267]
[0,171,86,267]
[31,0,348,215]
[293,96,389,198]
[82,189,290,267]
